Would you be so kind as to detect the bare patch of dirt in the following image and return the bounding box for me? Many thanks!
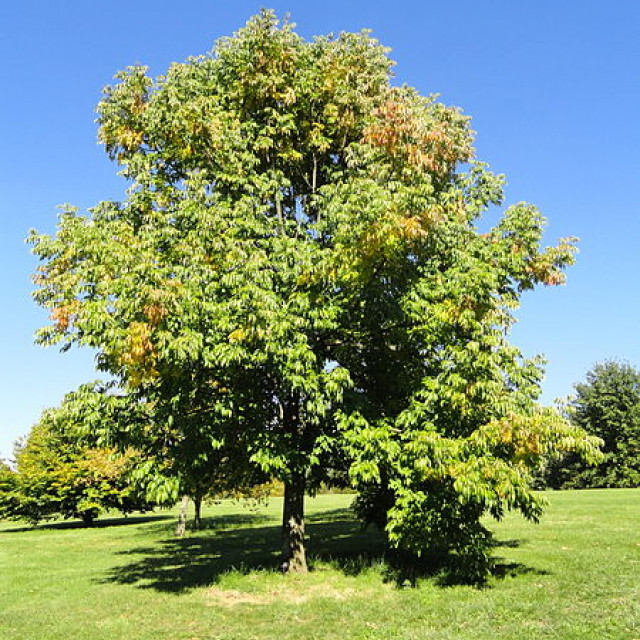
[206,584,361,607]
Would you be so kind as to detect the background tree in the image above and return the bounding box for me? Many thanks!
[0,404,158,526]
[29,11,601,577]
[51,382,267,533]
[545,361,640,489]
[0,459,20,521]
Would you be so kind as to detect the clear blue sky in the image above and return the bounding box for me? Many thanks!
[1,1,639,460]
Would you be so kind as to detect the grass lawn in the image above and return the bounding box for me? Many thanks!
[1,489,638,640]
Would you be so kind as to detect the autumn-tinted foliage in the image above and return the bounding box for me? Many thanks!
[29,11,601,577]
[0,407,155,525]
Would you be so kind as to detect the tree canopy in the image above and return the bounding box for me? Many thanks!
[29,11,601,577]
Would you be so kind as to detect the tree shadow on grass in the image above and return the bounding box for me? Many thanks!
[101,509,547,593]
[102,513,378,593]
[0,513,173,533]
[378,536,549,588]
[103,521,283,593]
[307,507,355,523]
[196,513,272,531]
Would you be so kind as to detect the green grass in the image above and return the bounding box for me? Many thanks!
[1,489,638,640]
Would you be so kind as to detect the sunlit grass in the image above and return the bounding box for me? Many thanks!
[1,490,638,639]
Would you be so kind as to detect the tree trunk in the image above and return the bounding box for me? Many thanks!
[281,477,308,573]
[176,494,189,537]
[193,495,202,531]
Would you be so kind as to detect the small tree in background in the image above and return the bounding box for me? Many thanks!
[0,459,20,520]
[0,406,157,526]
[545,361,640,489]
[41,382,268,533]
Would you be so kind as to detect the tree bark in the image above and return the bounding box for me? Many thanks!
[193,494,203,531]
[176,494,189,537]
[281,477,308,573]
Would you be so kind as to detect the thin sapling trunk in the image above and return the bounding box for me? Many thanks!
[176,494,189,537]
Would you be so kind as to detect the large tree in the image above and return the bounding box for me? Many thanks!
[30,11,600,576]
